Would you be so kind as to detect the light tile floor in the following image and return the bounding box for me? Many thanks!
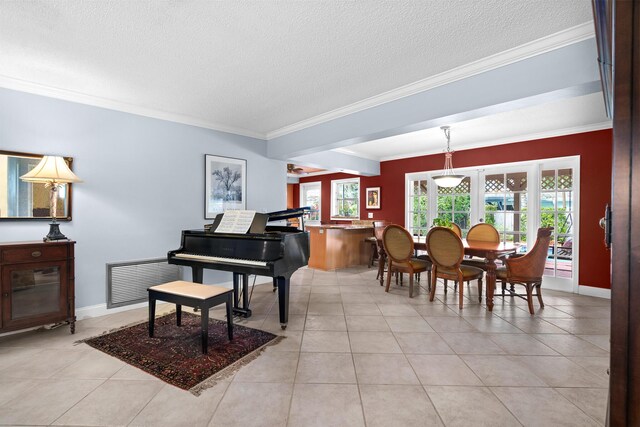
[0,266,610,426]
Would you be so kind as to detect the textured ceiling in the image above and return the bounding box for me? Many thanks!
[0,0,593,136]
[333,93,610,161]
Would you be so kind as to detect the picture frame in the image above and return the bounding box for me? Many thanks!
[366,187,381,209]
[205,155,247,219]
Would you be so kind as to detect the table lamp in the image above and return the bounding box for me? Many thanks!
[20,155,82,241]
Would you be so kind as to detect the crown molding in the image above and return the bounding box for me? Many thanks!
[0,74,267,140]
[266,22,595,140]
[378,121,612,162]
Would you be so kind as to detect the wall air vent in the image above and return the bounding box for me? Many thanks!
[106,258,180,308]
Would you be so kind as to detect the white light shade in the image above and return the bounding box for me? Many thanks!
[20,156,82,184]
[432,174,465,188]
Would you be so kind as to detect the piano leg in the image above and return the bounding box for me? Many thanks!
[276,276,290,329]
[232,273,252,318]
[272,278,277,292]
[191,266,203,284]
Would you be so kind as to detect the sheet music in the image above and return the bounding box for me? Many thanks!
[214,210,257,234]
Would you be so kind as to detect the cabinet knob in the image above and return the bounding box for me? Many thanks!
[31,251,42,258]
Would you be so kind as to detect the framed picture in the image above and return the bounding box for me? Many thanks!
[366,187,381,209]
[205,155,247,219]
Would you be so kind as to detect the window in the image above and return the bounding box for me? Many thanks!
[436,176,472,236]
[405,156,579,291]
[331,178,359,219]
[300,182,321,224]
[408,179,429,237]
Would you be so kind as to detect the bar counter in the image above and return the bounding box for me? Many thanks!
[306,224,374,271]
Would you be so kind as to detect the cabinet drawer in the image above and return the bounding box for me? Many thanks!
[2,245,69,263]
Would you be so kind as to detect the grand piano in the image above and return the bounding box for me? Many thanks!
[168,208,310,329]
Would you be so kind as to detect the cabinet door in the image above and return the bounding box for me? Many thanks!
[1,260,68,331]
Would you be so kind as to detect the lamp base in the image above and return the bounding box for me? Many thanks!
[44,223,68,242]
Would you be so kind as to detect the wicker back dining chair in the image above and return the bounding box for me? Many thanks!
[382,225,430,298]
[426,227,484,309]
[462,223,501,271]
[450,222,462,237]
[497,227,553,314]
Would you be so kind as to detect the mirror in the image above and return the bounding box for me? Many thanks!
[0,150,73,220]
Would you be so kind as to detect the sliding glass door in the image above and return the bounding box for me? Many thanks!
[540,167,576,282]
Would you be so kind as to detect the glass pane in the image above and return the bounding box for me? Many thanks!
[556,191,574,210]
[435,213,452,225]
[540,208,556,229]
[411,181,419,196]
[455,177,471,193]
[506,172,527,192]
[540,192,555,210]
[485,193,504,210]
[453,194,471,211]
[492,212,506,231]
[11,267,61,319]
[556,210,573,235]
[558,169,573,189]
[343,183,358,198]
[485,174,504,192]
[419,180,428,195]
[453,213,470,230]
[437,195,453,211]
[518,213,528,235]
[515,193,528,210]
[541,170,556,190]
[503,212,516,232]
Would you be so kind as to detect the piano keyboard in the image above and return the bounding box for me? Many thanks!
[173,253,268,267]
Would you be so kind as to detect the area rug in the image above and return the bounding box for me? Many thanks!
[82,311,282,395]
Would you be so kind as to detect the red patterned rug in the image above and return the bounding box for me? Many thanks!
[83,311,281,394]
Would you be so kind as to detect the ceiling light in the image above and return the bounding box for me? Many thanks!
[432,126,465,188]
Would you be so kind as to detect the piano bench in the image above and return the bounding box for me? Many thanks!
[148,280,233,354]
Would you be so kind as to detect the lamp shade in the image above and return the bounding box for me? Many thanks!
[20,156,82,184]
[432,174,465,188]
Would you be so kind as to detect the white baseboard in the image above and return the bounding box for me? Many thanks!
[77,277,272,320]
[578,285,611,299]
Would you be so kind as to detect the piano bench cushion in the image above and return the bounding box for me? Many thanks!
[148,280,232,300]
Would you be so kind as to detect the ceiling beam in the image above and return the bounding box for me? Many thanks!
[267,38,601,161]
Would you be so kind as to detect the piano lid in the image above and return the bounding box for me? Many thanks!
[267,207,311,222]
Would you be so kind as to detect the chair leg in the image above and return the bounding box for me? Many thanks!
[429,268,437,301]
[377,255,385,286]
[368,243,375,268]
[385,261,393,293]
[501,280,506,296]
[478,277,483,302]
[409,272,414,298]
[525,284,535,315]
[443,279,448,294]
[427,270,432,292]
[536,283,545,308]
[458,273,464,309]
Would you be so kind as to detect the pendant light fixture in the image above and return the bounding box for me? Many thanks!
[432,126,465,188]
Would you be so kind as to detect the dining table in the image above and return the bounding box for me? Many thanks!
[413,237,517,311]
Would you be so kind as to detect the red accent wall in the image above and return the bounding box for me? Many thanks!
[297,130,612,288]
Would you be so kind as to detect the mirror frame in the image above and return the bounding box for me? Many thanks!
[0,150,74,221]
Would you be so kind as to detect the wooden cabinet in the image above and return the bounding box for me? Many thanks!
[0,241,75,334]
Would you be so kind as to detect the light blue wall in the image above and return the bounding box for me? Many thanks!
[0,88,285,309]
